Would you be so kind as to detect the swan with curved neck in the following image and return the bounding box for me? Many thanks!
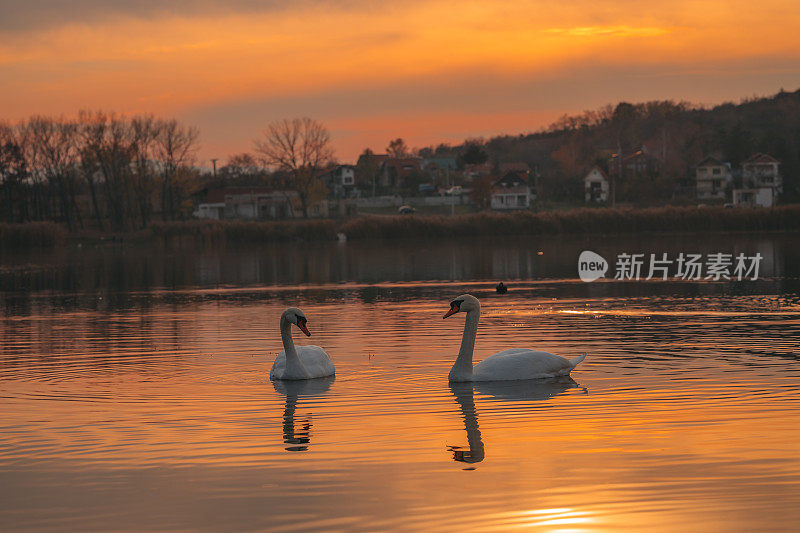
[442,294,586,382]
[270,308,335,380]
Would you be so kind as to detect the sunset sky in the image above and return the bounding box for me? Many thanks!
[2,1,799,164]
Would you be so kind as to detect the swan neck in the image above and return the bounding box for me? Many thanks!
[280,316,307,377]
[453,385,484,462]
[451,308,479,380]
[283,394,299,444]
[464,406,484,462]
[280,316,298,358]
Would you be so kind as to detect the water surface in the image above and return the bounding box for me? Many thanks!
[2,233,800,531]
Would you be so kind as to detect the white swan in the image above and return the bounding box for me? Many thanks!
[442,294,586,382]
[270,308,335,380]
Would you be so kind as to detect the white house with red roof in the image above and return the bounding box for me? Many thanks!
[733,153,781,207]
[490,170,532,210]
[584,166,610,203]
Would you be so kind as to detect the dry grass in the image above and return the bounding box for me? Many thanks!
[147,219,338,245]
[0,222,67,248]
[340,206,800,239]
[2,206,798,248]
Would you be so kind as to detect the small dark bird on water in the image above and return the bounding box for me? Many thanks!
[496,282,508,294]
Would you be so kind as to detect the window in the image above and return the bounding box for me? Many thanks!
[712,168,721,175]
[343,175,354,185]
[517,195,527,206]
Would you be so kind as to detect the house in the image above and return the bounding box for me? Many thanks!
[490,171,531,210]
[499,162,532,176]
[732,187,774,208]
[463,163,492,182]
[608,148,660,180]
[733,153,781,207]
[379,157,423,189]
[194,200,225,220]
[695,156,731,200]
[422,158,457,178]
[742,153,781,191]
[317,164,357,198]
[354,152,388,195]
[193,187,297,220]
[584,166,610,203]
[356,152,389,169]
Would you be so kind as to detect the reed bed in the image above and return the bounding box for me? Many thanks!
[0,222,67,248]
[147,219,338,246]
[340,205,800,240]
[1,206,798,248]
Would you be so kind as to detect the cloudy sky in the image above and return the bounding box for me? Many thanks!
[2,1,799,163]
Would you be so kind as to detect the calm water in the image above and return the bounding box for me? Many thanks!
[2,233,800,531]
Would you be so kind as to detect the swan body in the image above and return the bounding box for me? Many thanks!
[270,308,335,380]
[443,294,586,382]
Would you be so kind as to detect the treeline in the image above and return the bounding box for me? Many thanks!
[0,112,199,231]
[419,88,800,204]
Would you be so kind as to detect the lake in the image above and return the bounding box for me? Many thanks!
[2,232,800,531]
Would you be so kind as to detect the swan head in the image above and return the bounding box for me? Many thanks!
[282,307,311,336]
[443,294,480,319]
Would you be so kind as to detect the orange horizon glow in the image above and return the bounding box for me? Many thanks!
[2,0,799,163]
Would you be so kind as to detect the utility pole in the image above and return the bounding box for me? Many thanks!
[211,158,218,178]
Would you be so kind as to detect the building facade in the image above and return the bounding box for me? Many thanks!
[490,171,531,210]
[584,166,610,203]
[695,156,731,200]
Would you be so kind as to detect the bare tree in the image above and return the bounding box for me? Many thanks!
[78,111,136,230]
[24,116,82,230]
[0,122,29,223]
[254,117,334,218]
[77,110,111,230]
[154,119,199,221]
[130,115,160,227]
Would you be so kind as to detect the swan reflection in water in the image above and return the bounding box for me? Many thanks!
[272,376,335,452]
[448,377,582,465]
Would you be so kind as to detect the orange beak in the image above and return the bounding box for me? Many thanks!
[443,305,459,319]
[297,321,311,337]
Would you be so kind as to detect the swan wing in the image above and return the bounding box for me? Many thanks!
[297,345,336,378]
[269,350,288,379]
[472,349,575,381]
[270,346,335,380]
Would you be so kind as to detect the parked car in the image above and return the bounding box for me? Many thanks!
[445,186,463,195]
[398,205,416,214]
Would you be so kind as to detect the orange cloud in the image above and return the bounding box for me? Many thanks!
[1,0,799,160]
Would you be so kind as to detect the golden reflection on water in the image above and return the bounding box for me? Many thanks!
[2,289,800,531]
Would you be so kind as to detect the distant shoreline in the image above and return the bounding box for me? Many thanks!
[2,205,800,248]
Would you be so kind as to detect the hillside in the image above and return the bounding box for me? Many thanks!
[418,88,800,204]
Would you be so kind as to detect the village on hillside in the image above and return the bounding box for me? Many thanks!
[193,149,784,221]
[2,90,797,231]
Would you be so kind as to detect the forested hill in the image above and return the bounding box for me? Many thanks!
[420,88,800,203]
